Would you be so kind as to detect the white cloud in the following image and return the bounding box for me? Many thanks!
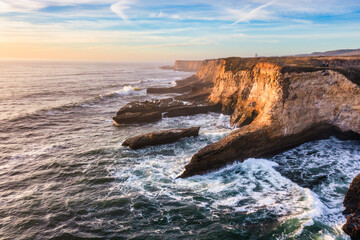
[0,17,196,44]
[0,0,117,13]
[150,10,183,20]
[0,0,46,13]
[110,0,134,20]
[232,1,274,24]
[0,0,137,20]
[1,0,359,24]
[224,0,360,24]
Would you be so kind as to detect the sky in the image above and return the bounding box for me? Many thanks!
[0,0,360,61]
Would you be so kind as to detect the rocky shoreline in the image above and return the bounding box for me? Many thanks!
[115,56,360,238]
[116,57,360,173]
[179,57,360,178]
[112,69,224,126]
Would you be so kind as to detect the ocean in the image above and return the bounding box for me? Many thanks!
[0,61,358,239]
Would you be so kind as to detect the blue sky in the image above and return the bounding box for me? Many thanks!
[0,0,360,61]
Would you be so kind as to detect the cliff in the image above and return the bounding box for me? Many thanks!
[179,56,360,177]
[115,56,360,239]
[173,60,203,72]
[343,173,360,239]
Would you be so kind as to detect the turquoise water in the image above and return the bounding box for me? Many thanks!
[0,61,358,239]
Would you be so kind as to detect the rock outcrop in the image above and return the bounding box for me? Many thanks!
[343,173,360,239]
[122,127,200,149]
[147,75,212,100]
[178,56,360,177]
[114,73,222,125]
[113,98,221,125]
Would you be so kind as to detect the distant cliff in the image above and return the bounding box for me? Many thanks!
[160,60,203,72]
[296,48,360,57]
[174,60,203,71]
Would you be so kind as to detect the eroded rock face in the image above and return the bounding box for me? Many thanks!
[122,127,200,149]
[179,57,360,178]
[343,173,360,239]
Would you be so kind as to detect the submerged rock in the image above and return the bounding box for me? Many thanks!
[343,173,360,239]
[122,127,200,150]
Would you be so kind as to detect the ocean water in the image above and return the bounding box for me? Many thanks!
[0,61,359,240]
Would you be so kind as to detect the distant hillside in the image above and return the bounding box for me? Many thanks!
[296,49,360,57]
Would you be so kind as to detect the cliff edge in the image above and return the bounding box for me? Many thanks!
[179,56,360,177]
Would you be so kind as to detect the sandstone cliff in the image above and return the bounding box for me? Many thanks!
[179,56,360,177]
[343,173,360,239]
[173,60,203,72]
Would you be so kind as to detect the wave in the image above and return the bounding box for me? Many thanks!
[109,85,146,97]
[2,85,147,124]
[110,136,359,239]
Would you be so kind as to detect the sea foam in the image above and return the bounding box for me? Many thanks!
[115,85,145,96]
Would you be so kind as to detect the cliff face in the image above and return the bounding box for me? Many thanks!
[174,60,203,72]
[179,57,360,178]
[209,61,360,131]
[208,61,283,125]
[343,173,360,239]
